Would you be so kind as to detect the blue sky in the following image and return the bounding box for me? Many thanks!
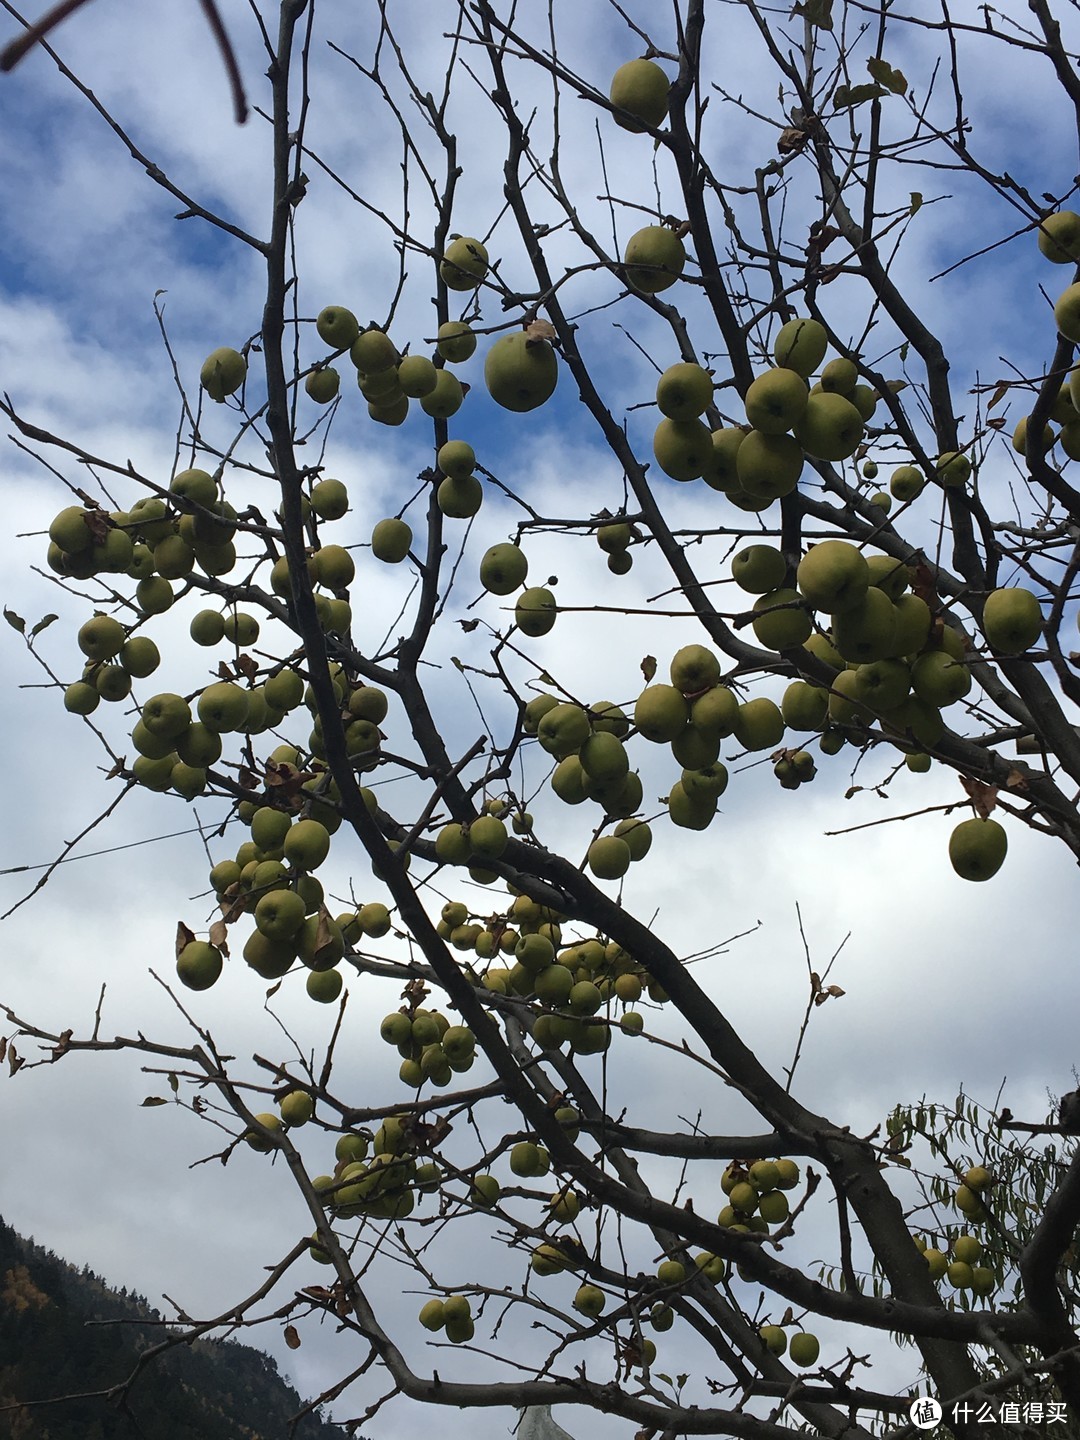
[2,2,1080,1437]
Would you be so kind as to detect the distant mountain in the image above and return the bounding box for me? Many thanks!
[0,1215,356,1440]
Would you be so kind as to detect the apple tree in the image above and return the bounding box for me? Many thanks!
[5,0,1080,1436]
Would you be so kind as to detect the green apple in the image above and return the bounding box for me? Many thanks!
[396,355,438,398]
[681,761,728,800]
[316,306,360,348]
[751,589,812,649]
[263,667,304,712]
[934,450,971,487]
[609,57,669,130]
[305,367,340,403]
[170,467,217,507]
[437,474,482,517]
[853,658,910,711]
[437,320,476,362]
[437,439,476,479]
[797,539,870,614]
[690,684,739,737]
[515,586,557,635]
[744,366,809,434]
[136,576,174,615]
[1038,210,1080,264]
[573,1284,606,1318]
[890,464,925,501]
[440,236,489,291]
[176,940,223,991]
[704,426,746,490]
[312,543,355,590]
[119,636,160,677]
[285,818,332,870]
[479,542,527,595]
[372,517,412,563]
[670,643,721,693]
[50,504,92,554]
[94,665,131,703]
[759,1325,787,1355]
[794,392,864,460]
[732,544,787,594]
[819,356,858,394]
[64,681,100,715]
[892,593,932,654]
[197,682,250,732]
[537,702,590,758]
[735,429,804,498]
[420,369,464,419]
[623,225,686,293]
[141,692,193,739]
[255,888,307,940]
[788,1332,820,1367]
[911,650,971,706]
[635,684,689,741]
[578,730,629,781]
[223,611,259,646]
[468,815,507,860]
[772,316,828,377]
[200,346,246,402]
[982,586,1042,653]
[78,614,126,662]
[781,680,828,729]
[151,534,194,580]
[587,836,632,879]
[351,328,398,373]
[656,361,713,419]
[831,587,896,662]
[653,417,714,480]
[948,817,1007,880]
[732,697,784,750]
[484,332,558,412]
[667,781,716,830]
[310,478,349,520]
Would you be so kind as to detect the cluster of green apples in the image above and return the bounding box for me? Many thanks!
[718,1157,802,1234]
[417,1293,474,1344]
[379,1004,477,1088]
[647,321,975,508]
[726,537,1023,878]
[48,468,239,594]
[915,1166,997,1298]
[757,1325,821,1367]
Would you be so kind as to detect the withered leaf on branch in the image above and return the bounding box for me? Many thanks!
[302,1285,333,1302]
[525,318,557,343]
[641,654,657,684]
[833,81,886,109]
[216,661,236,682]
[175,922,197,959]
[142,1096,169,1107]
[778,126,809,154]
[826,984,846,999]
[220,888,247,926]
[209,919,230,953]
[30,614,58,638]
[238,766,259,791]
[236,653,259,681]
[284,1324,301,1349]
[959,776,998,818]
[866,56,908,94]
[8,1045,22,1076]
[168,1072,179,1093]
[51,1029,74,1061]
[0,1037,6,1065]
[3,608,25,634]
[1006,769,1029,791]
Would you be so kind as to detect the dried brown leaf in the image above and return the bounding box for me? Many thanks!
[175,922,197,959]
[826,984,846,999]
[1006,769,1029,791]
[284,1324,301,1350]
[641,654,657,684]
[209,919,230,951]
[142,1096,168,1107]
[959,776,998,818]
[525,318,557,343]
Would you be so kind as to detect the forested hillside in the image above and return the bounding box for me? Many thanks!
[0,1217,353,1440]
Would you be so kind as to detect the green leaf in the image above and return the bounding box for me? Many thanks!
[834,82,886,109]
[30,614,58,638]
[867,56,908,95]
[4,608,25,634]
[141,1096,168,1107]
[168,1072,179,1093]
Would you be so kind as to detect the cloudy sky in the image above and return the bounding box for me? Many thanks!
[1,1,1079,1436]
